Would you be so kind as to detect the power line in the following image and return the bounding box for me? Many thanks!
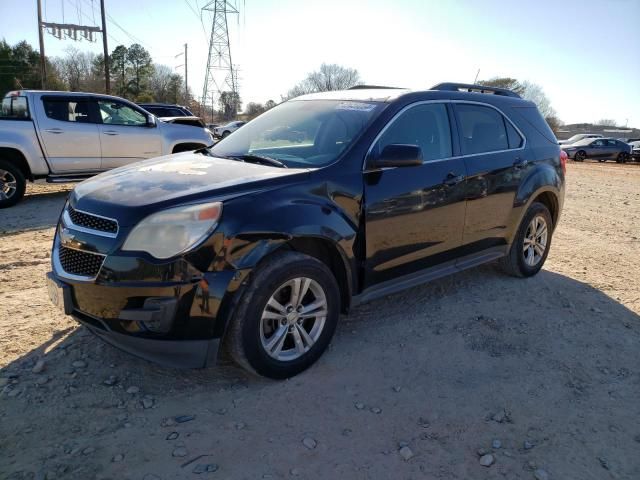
[183,0,210,43]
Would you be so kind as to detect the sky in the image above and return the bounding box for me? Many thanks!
[1,0,639,127]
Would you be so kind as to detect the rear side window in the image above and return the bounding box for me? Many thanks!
[43,99,92,123]
[375,103,452,161]
[505,120,523,149]
[1,96,29,119]
[606,139,617,147]
[456,104,509,155]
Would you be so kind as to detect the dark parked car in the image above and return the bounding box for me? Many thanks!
[562,137,632,163]
[46,82,565,378]
[630,140,640,161]
[137,103,194,118]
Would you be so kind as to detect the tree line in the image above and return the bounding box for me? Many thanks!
[2,39,569,130]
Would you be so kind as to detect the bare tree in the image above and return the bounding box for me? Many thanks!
[149,64,174,102]
[595,118,617,127]
[284,63,362,100]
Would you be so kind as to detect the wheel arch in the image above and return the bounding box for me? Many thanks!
[171,142,208,154]
[0,147,33,181]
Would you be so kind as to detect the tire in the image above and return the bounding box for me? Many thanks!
[226,250,340,379]
[222,131,231,138]
[0,160,26,209]
[574,151,586,162]
[500,202,553,278]
[616,152,629,163]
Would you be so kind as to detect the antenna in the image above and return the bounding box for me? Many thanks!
[201,1,239,122]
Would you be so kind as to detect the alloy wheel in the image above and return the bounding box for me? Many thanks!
[575,151,585,162]
[259,277,328,361]
[0,169,18,201]
[523,215,548,267]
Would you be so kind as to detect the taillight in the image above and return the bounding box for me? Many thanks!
[560,150,567,174]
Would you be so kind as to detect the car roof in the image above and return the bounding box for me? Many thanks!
[291,87,534,106]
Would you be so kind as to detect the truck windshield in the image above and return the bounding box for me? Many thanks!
[1,96,29,119]
[209,99,384,168]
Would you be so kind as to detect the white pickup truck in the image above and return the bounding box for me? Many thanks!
[0,90,213,208]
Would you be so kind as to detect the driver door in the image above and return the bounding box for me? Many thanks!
[363,102,467,288]
[96,99,162,168]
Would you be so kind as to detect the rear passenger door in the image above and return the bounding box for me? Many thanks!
[453,102,529,250]
[363,102,467,287]
[37,96,102,173]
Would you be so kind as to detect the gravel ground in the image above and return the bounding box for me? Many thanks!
[1,162,639,480]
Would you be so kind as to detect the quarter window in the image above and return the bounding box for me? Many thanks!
[98,100,146,126]
[505,119,523,149]
[456,104,512,155]
[374,103,452,161]
[43,99,92,123]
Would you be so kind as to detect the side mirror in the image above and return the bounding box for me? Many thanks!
[146,114,157,128]
[370,144,423,168]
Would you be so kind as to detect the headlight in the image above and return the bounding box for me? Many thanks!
[122,202,222,259]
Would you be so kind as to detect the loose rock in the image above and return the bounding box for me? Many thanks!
[175,414,195,423]
[534,469,549,480]
[126,386,140,394]
[141,397,154,409]
[370,407,382,414]
[82,447,95,455]
[302,437,317,449]
[72,360,86,368]
[523,440,534,450]
[193,463,218,474]
[112,453,124,462]
[32,360,46,374]
[172,446,188,457]
[103,375,118,386]
[492,439,502,449]
[399,446,414,461]
[479,454,495,467]
[354,402,365,410]
[290,468,300,476]
[166,432,179,440]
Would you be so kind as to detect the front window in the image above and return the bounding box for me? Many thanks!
[98,100,147,126]
[209,99,384,168]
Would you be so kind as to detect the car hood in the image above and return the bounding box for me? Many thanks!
[71,152,311,226]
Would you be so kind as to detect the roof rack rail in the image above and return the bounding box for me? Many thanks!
[430,82,521,99]
[347,85,404,90]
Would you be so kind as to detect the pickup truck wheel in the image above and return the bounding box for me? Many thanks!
[0,160,26,208]
[500,202,553,278]
[226,251,340,379]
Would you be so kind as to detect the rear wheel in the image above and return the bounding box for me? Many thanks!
[500,202,553,278]
[574,151,586,162]
[222,130,231,138]
[0,160,26,209]
[226,251,340,379]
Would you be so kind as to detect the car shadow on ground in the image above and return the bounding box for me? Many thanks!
[2,266,639,478]
[0,185,71,233]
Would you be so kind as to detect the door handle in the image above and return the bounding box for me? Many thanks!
[513,157,529,169]
[44,128,63,134]
[443,172,465,186]
[103,130,119,136]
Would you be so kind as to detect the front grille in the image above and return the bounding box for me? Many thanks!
[67,205,118,234]
[58,246,104,278]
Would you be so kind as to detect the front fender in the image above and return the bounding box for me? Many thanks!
[158,122,211,154]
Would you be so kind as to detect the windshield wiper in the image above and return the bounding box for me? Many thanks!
[232,154,288,168]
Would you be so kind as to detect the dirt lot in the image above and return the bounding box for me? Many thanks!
[1,162,639,480]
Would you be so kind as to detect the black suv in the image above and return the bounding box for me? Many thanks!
[47,83,565,379]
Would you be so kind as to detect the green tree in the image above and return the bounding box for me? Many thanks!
[264,99,277,110]
[0,39,64,94]
[126,43,153,99]
[110,45,128,97]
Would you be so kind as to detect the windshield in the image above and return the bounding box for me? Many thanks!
[209,99,384,168]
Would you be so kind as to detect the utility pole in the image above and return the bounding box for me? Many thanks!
[36,0,46,88]
[100,0,110,93]
[184,43,188,103]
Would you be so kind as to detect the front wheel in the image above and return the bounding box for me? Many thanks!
[500,202,553,277]
[226,251,340,379]
[222,131,231,138]
[0,160,26,209]
[616,152,629,163]
[574,151,586,162]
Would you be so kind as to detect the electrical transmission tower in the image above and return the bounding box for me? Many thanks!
[201,1,239,121]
